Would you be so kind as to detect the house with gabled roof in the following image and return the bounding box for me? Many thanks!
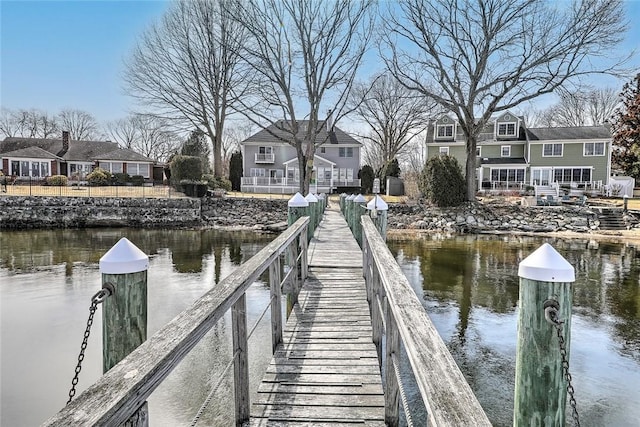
[426,111,614,196]
[240,119,361,193]
[0,131,156,182]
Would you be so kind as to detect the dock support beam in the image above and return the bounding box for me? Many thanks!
[514,243,575,427]
[100,237,149,427]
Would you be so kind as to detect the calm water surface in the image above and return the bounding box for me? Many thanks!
[2,229,639,426]
[387,234,640,427]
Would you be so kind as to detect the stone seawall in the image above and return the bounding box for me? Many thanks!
[0,197,202,229]
[387,201,639,233]
[0,196,290,230]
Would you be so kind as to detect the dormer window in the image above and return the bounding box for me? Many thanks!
[497,123,516,137]
[436,124,454,138]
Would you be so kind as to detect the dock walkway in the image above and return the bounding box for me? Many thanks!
[250,206,385,426]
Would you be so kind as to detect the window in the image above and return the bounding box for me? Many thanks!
[286,168,299,181]
[250,168,265,177]
[126,163,150,178]
[320,147,326,154]
[476,147,481,157]
[542,144,563,157]
[99,162,123,174]
[490,168,525,183]
[497,123,516,137]
[8,160,50,177]
[584,142,605,156]
[316,167,332,182]
[436,124,454,138]
[69,163,92,177]
[256,146,274,162]
[439,147,449,155]
[339,147,354,157]
[553,168,591,183]
[501,146,511,157]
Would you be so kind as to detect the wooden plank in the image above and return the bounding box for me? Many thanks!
[361,217,492,426]
[44,217,311,427]
[250,208,384,425]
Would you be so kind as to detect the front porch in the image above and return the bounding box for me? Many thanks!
[240,176,361,194]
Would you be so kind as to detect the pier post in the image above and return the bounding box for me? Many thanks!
[305,193,319,241]
[514,243,575,427]
[99,237,149,426]
[367,195,388,241]
[352,194,367,246]
[339,193,347,213]
[345,194,355,230]
[287,192,309,227]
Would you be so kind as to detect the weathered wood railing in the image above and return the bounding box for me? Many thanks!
[361,216,492,426]
[43,217,309,427]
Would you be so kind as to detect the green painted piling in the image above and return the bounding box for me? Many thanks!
[100,238,150,426]
[352,194,367,247]
[287,192,309,227]
[305,193,319,242]
[367,195,388,241]
[514,243,575,427]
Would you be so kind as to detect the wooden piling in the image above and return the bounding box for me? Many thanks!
[305,193,318,242]
[514,243,575,427]
[367,195,388,241]
[352,194,367,246]
[99,237,150,427]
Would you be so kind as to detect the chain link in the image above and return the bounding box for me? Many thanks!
[66,285,114,405]
[545,300,580,427]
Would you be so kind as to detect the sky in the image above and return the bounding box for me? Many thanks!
[1,0,639,125]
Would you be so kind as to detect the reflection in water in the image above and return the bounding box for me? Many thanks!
[388,234,640,427]
[0,228,274,427]
[2,230,639,426]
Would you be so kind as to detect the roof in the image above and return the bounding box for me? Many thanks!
[0,136,154,163]
[283,154,336,166]
[242,120,361,146]
[526,126,611,141]
[480,157,527,165]
[0,146,63,160]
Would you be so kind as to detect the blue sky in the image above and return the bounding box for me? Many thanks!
[1,0,639,124]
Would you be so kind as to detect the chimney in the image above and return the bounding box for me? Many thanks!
[326,109,333,131]
[62,130,70,152]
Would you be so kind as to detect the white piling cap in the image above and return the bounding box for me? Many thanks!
[518,243,575,282]
[288,192,309,207]
[353,194,366,203]
[100,237,149,274]
[305,193,318,203]
[367,195,388,211]
[346,194,355,201]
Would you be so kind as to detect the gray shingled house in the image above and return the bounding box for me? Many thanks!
[0,131,157,182]
[426,111,616,197]
[240,120,361,194]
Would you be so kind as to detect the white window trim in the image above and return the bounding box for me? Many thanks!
[436,124,454,139]
[583,142,605,156]
[542,143,563,157]
[497,122,517,137]
[501,146,511,157]
[439,147,449,155]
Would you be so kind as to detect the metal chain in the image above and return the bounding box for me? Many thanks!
[544,300,580,427]
[66,284,114,405]
[552,321,580,427]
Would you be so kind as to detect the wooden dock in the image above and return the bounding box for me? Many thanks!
[250,207,385,426]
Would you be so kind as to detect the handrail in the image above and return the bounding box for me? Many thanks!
[43,216,309,427]
[361,216,491,426]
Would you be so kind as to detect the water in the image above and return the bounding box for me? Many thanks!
[387,234,640,427]
[0,228,275,426]
[1,230,639,426]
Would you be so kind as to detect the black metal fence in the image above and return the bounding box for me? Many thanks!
[0,176,179,198]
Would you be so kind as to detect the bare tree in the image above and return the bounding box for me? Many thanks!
[349,72,438,176]
[124,0,247,178]
[221,120,255,176]
[0,108,60,138]
[535,87,620,127]
[106,114,181,162]
[58,109,100,140]
[384,0,628,200]
[233,0,375,194]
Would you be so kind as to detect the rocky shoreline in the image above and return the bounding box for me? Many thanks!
[2,196,639,241]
